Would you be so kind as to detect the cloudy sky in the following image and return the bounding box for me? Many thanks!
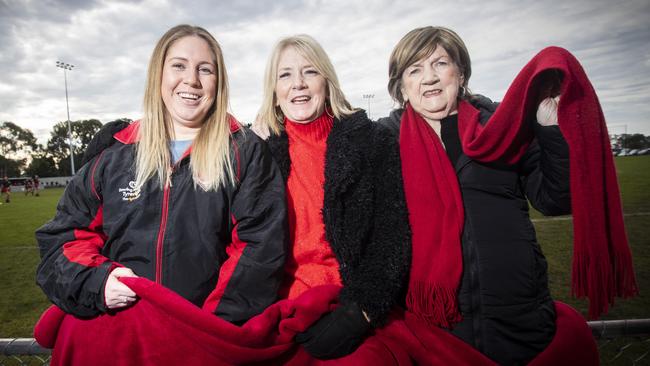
[1,0,649,144]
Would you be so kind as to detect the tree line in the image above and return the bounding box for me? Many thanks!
[611,133,650,150]
[0,118,131,177]
[1,119,648,178]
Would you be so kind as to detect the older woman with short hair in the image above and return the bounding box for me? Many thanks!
[379,26,570,365]
[254,34,411,360]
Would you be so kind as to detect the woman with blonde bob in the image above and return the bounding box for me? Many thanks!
[37,24,287,326]
[252,34,411,360]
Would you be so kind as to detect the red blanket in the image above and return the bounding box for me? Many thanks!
[35,277,596,365]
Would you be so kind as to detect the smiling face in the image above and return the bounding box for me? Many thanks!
[161,35,217,132]
[274,46,327,124]
[401,45,463,123]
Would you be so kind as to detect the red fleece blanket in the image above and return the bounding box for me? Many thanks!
[35,278,597,365]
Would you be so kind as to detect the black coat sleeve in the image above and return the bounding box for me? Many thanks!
[338,125,412,326]
[35,154,115,317]
[215,132,288,323]
[520,123,571,216]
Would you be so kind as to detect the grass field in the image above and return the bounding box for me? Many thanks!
[0,156,648,361]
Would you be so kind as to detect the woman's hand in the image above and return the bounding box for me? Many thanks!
[536,96,560,126]
[251,116,271,140]
[295,302,371,359]
[104,267,138,309]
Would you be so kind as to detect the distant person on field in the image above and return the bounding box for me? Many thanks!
[25,178,33,196]
[1,176,10,203]
[33,175,40,196]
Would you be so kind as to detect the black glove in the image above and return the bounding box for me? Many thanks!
[295,302,372,360]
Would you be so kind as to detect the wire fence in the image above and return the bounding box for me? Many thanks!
[0,338,50,366]
[2,319,650,365]
[589,319,650,365]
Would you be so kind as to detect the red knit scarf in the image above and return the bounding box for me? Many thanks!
[400,104,464,328]
[402,46,638,327]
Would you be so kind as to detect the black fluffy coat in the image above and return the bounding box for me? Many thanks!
[266,110,411,326]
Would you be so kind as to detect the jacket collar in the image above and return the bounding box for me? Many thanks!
[114,115,242,144]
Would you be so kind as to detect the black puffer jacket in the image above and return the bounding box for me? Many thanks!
[266,110,411,326]
[36,121,287,324]
[378,96,570,365]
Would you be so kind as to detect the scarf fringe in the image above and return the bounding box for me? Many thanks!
[407,281,462,329]
[572,249,639,319]
[615,251,639,299]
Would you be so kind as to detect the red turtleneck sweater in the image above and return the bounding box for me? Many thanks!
[280,113,342,299]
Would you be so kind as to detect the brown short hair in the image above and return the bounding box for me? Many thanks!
[388,26,471,105]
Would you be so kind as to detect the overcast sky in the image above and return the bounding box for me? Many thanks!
[1,0,649,144]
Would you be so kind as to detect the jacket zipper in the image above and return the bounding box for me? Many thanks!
[155,167,173,284]
[456,160,483,351]
[464,214,483,352]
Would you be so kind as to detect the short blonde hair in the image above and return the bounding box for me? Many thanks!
[137,24,235,191]
[388,26,472,105]
[257,34,356,136]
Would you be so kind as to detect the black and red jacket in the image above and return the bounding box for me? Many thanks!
[36,120,288,324]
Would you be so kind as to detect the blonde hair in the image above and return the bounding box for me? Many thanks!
[257,34,357,136]
[137,24,235,191]
[388,26,472,105]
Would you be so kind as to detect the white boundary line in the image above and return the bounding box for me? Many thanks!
[531,212,650,223]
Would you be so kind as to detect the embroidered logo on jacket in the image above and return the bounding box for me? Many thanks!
[119,181,141,202]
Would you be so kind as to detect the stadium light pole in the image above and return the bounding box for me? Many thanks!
[56,61,76,175]
[362,94,374,119]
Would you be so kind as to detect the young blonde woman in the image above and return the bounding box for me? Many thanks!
[36,24,287,325]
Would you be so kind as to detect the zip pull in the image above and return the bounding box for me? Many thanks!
[166,166,173,188]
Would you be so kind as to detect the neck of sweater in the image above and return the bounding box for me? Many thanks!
[284,113,334,142]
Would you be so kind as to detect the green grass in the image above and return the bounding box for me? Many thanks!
[0,156,648,363]
[0,187,62,337]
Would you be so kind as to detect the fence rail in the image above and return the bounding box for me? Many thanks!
[588,319,650,338]
[2,319,650,365]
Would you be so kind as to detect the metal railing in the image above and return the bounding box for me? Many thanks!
[0,338,50,366]
[2,319,650,365]
[588,319,650,365]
